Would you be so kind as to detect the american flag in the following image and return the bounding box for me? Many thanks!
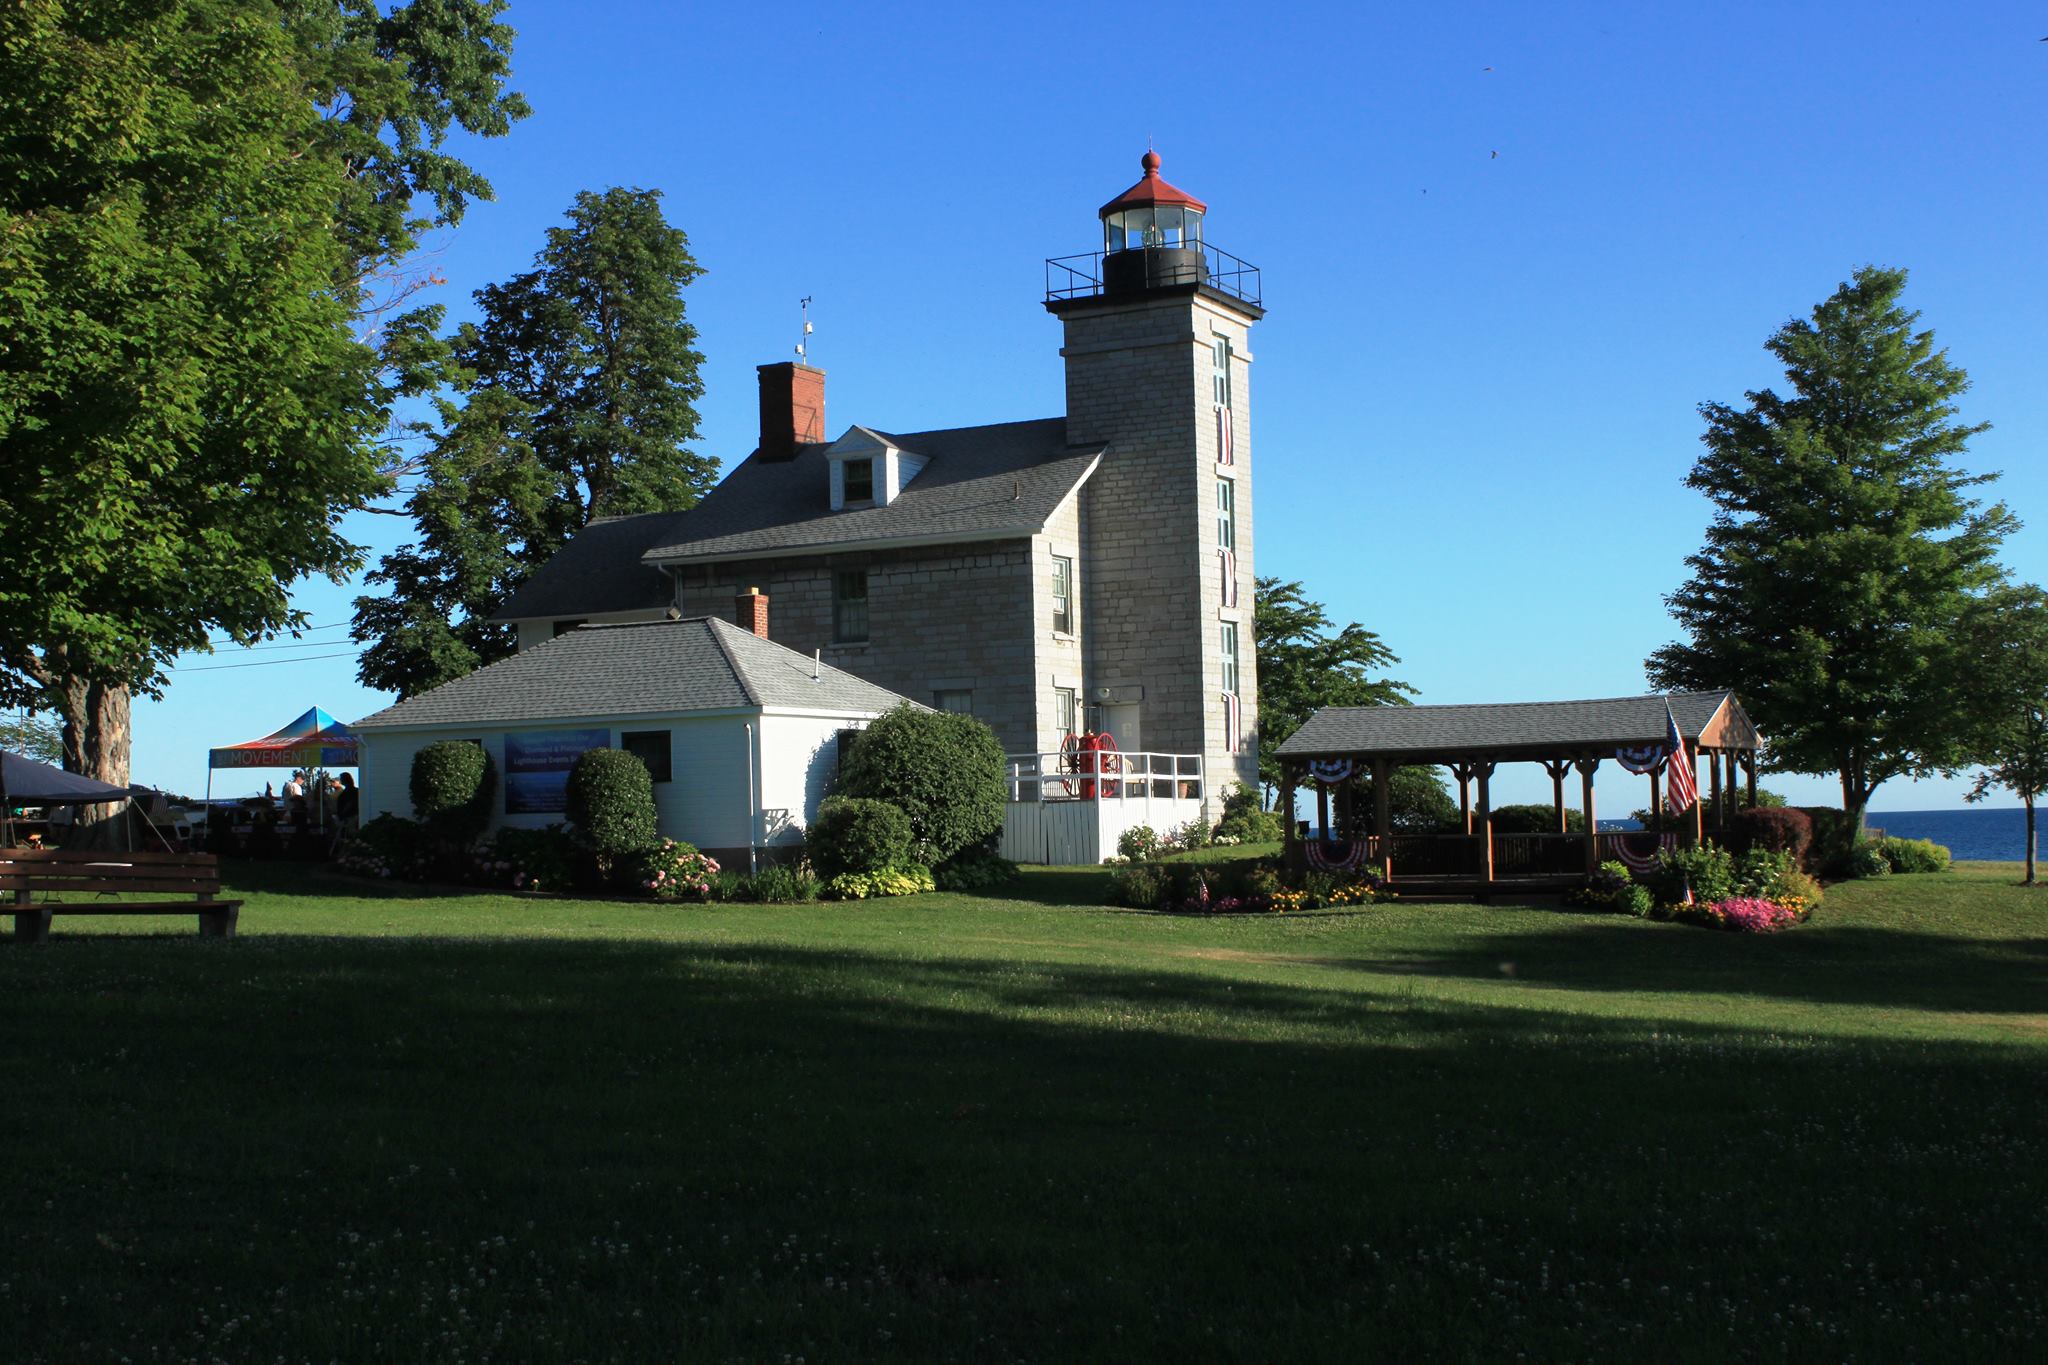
[1664,703,1697,812]
[1216,404,1234,465]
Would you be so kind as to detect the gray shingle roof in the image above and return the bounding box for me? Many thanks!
[639,417,1101,563]
[1274,691,1743,759]
[354,618,915,730]
[492,510,688,624]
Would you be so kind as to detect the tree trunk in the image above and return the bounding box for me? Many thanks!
[2027,795,2037,887]
[50,676,133,850]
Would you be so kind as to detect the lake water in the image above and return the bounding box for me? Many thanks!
[1595,807,2036,862]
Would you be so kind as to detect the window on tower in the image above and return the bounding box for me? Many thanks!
[1051,554,1074,634]
[1212,333,1233,409]
[1215,479,1236,553]
[1221,622,1240,695]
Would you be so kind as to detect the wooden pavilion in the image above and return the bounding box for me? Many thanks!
[1272,690,1762,895]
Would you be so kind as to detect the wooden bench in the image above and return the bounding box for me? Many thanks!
[3,849,243,943]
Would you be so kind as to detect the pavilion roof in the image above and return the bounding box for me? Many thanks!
[1274,691,1754,762]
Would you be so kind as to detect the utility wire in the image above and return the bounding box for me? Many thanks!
[172,650,361,674]
[202,621,348,646]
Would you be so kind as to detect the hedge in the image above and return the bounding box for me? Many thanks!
[838,705,1007,864]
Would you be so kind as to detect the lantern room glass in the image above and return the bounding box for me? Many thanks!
[1104,205,1205,252]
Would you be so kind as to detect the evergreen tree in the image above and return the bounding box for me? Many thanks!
[353,187,715,698]
[1647,267,2014,840]
[1964,586,2048,885]
[1254,577,1415,801]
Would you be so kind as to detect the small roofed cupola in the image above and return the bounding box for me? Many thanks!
[1099,150,1206,295]
[825,425,927,511]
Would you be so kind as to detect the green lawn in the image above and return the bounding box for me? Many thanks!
[3,861,2044,1362]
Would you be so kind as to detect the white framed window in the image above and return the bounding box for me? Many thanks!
[1220,622,1240,695]
[933,688,974,714]
[833,570,869,643]
[1055,687,1077,737]
[1215,479,1236,552]
[1051,554,1074,634]
[843,457,874,504]
[1211,333,1233,409]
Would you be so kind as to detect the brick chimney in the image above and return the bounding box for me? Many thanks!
[757,362,824,460]
[735,586,770,638]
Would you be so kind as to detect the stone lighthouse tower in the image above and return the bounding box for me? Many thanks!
[1046,151,1262,815]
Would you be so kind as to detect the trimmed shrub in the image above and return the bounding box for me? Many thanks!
[1728,806,1814,866]
[1643,842,1738,907]
[471,824,577,892]
[1214,785,1284,844]
[1878,836,1951,874]
[337,813,435,881]
[1110,862,1169,910]
[746,864,823,903]
[1487,803,1587,834]
[635,839,721,901]
[1116,825,1160,862]
[566,748,657,877]
[933,847,1020,892]
[409,741,496,850]
[1779,868,1825,908]
[807,796,913,877]
[1848,840,1893,879]
[822,865,935,900]
[1795,807,1859,872]
[838,705,1007,864]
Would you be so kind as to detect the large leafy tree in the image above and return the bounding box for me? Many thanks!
[1964,587,2048,885]
[353,187,715,698]
[1254,578,1415,798]
[0,0,526,816]
[1646,267,2014,840]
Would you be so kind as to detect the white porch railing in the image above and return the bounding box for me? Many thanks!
[1005,751,1205,806]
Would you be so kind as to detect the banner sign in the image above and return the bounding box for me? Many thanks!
[504,729,609,814]
[209,744,358,769]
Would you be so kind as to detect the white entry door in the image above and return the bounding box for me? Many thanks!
[1101,703,1142,754]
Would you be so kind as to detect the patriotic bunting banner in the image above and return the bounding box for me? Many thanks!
[1219,547,1238,607]
[1615,743,1665,775]
[1222,691,1241,752]
[1215,404,1234,465]
[1307,758,1355,784]
[1305,839,1368,872]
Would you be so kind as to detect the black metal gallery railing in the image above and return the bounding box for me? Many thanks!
[1045,242,1263,308]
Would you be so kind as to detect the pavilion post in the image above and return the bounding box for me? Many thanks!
[1745,751,1757,806]
[1689,741,1706,846]
[1372,757,1392,881]
[1649,767,1662,828]
[1475,762,1495,899]
[1708,748,1723,829]
[1316,781,1330,843]
[1281,763,1298,849]
[1452,763,1472,835]
[1543,758,1571,834]
[1576,757,1600,873]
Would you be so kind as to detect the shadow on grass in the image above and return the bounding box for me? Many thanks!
[2,932,2044,1360]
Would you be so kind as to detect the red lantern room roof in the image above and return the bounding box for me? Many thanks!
[1098,150,1208,218]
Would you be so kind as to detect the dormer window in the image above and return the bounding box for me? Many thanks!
[826,425,927,511]
[844,457,874,504]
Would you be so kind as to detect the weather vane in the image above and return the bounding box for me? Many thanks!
[795,296,814,362]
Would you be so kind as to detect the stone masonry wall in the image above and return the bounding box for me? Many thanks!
[673,542,1041,756]
[1059,288,1260,818]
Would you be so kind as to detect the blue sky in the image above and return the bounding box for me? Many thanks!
[123,0,2046,812]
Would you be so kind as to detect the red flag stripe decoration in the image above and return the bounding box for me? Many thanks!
[1219,547,1238,607]
[1664,704,1698,811]
[1223,691,1241,752]
[1216,405,1234,465]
